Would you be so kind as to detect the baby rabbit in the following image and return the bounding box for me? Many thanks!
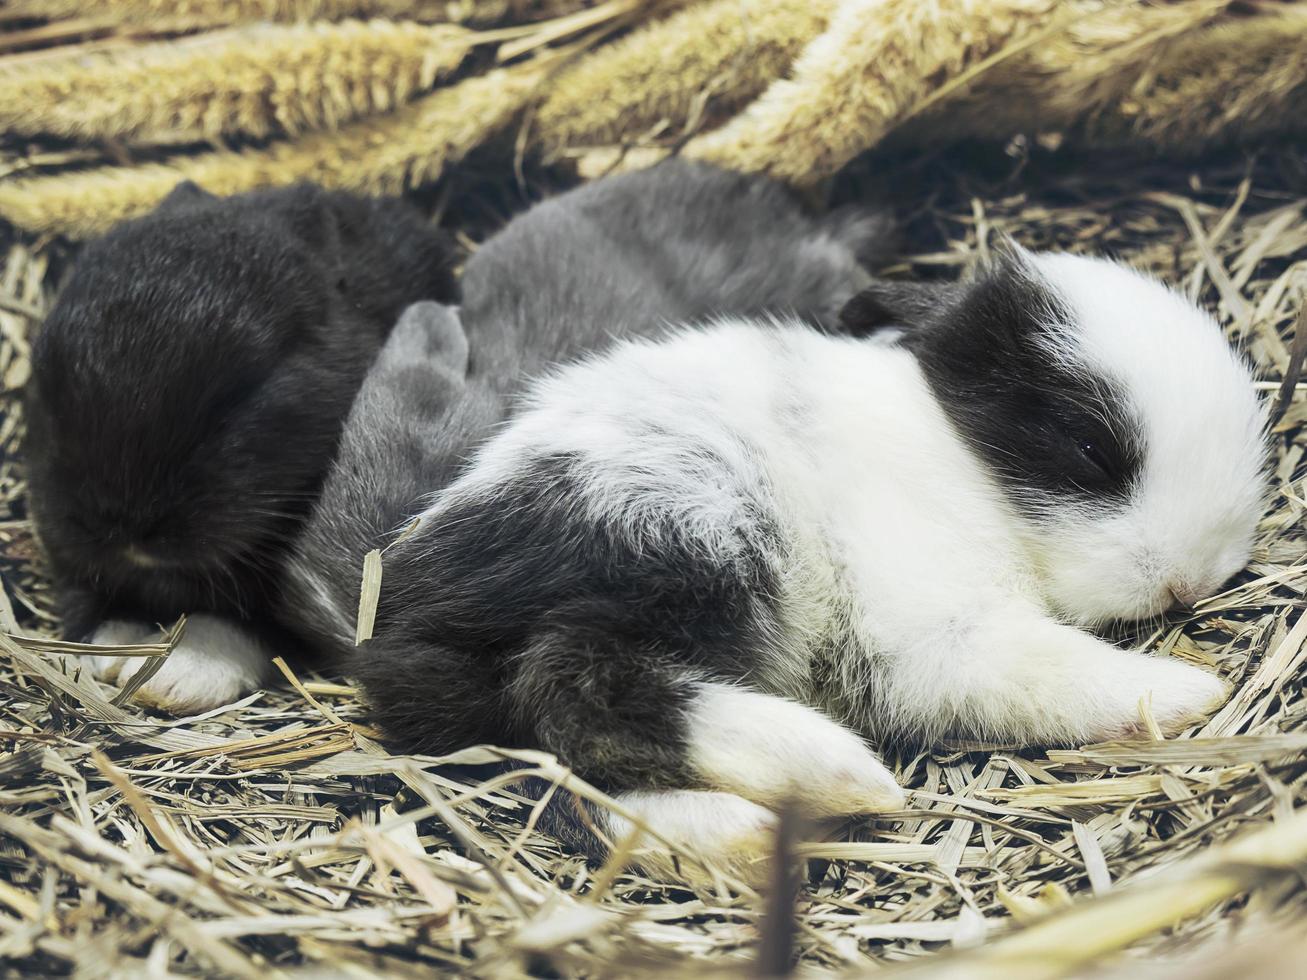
[341,242,1267,881]
[278,158,889,658]
[25,181,456,712]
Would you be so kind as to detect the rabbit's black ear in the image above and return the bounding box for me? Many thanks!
[278,183,343,254]
[157,180,215,212]
[838,279,961,335]
[984,232,1027,269]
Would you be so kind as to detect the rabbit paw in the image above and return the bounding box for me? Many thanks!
[81,615,269,715]
[687,683,906,818]
[75,619,156,683]
[1091,656,1228,741]
[608,790,780,887]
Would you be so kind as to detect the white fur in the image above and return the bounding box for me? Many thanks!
[432,252,1264,756]
[80,619,155,682]
[81,615,270,714]
[604,789,779,885]
[686,682,904,816]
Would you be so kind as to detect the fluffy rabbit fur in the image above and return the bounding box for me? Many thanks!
[26,181,456,712]
[278,160,888,658]
[338,243,1267,881]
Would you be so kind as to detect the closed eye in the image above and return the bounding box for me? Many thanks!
[1077,438,1118,478]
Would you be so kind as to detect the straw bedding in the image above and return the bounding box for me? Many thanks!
[2,1,1307,976]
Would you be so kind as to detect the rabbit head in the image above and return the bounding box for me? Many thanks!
[845,243,1270,626]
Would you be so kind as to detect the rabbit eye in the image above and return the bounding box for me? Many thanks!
[1078,438,1116,477]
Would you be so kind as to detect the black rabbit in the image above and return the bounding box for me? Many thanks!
[26,181,456,711]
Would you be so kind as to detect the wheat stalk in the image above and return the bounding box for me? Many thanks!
[684,0,1057,184]
[3,0,582,30]
[531,0,835,159]
[0,63,545,238]
[890,2,1307,152]
[0,20,483,141]
[1112,8,1307,149]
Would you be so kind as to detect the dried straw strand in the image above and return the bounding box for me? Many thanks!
[0,20,481,141]
[0,63,545,238]
[920,808,1307,979]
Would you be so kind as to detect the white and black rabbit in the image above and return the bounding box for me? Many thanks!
[332,241,1268,881]
[25,180,457,711]
[277,159,890,658]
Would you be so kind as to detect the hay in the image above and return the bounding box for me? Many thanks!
[683,0,1058,183]
[2,142,1306,974]
[889,1,1307,154]
[529,0,833,159]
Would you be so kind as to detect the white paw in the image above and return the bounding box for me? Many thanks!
[687,683,905,818]
[1135,659,1228,736]
[74,615,269,715]
[1090,656,1228,741]
[801,729,907,818]
[607,790,779,886]
[60,619,157,684]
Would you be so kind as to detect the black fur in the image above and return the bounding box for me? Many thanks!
[843,250,1143,503]
[353,453,783,790]
[25,181,456,638]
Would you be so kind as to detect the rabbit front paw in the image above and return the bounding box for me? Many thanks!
[1088,656,1228,741]
[76,615,269,715]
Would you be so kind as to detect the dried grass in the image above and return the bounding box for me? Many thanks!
[2,145,1306,975]
[684,0,1057,183]
[683,0,1307,183]
[889,1,1307,154]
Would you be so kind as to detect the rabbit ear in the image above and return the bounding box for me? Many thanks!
[835,233,1038,338]
[838,279,962,335]
[156,180,215,212]
[924,238,1065,359]
[277,183,343,254]
[981,231,1028,268]
[837,237,1036,337]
